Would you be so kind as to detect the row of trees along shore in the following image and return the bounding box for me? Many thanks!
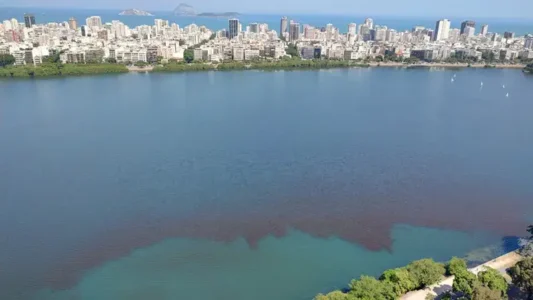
[316,225,533,300]
[0,53,127,78]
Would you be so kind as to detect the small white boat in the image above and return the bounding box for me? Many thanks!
[451,78,454,82]
[503,84,505,88]
[481,81,484,86]
[453,74,457,78]
[506,93,509,97]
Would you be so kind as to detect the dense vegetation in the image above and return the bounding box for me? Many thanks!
[153,59,370,73]
[315,237,533,300]
[0,54,16,67]
[0,63,128,78]
[315,258,446,300]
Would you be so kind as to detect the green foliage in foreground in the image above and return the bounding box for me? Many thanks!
[0,63,128,78]
[509,257,533,299]
[315,258,446,300]
[447,256,468,276]
[406,259,446,289]
[0,54,16,67]
[153,59,370,73]
[478,268,508,297]
[349,276,396,300]
[317,256,512,300]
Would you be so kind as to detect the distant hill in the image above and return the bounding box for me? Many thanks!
[173,3,240,17]
[119,9,154,16]
[173,3,196,16]
[197,12,240,17]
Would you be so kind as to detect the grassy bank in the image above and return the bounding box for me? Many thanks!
[0,63,128,78]
[153,59,371,73]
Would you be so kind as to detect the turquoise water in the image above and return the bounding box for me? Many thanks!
[1,7,532,34]
[1,68,532,299]
[34,226,501,300]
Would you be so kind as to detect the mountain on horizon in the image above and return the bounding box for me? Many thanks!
[173,3,196,16]
[173,3,240,17]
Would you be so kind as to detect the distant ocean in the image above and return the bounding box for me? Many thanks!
[1,7,532,35]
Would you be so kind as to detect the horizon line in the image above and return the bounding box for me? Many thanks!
[2,5,533,20]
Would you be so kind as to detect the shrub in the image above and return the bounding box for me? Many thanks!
[477,267,508,297]
[406,259,446,288]
[380,268,417,295]
[447,257,468,276]
[349,276,396,300]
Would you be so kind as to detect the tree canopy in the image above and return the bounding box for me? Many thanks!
[406,259,446,288]
[509,257,533,299]
[477,267,508,297]
[0,54,16,67]
[447,257,468,276]
[349,276,396,300]
[380,268,417,296]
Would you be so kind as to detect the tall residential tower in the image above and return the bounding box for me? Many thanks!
[228,18,239,39]
[433,19,450,41]
[280,17,288,37]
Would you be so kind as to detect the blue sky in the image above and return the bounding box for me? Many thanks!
[4,0,533,18]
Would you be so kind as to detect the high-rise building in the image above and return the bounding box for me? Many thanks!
[525,35,533,49]
[504,31,515,39]
[433,19,450,41]
[289,22,300,42]
[303,25,315,39]
[154,19,168,35]
[364,18,374,29]
[11,18,19,30]
[24,14,35,28]
[348,23,357,35]
[68,17,78,30]
[280,16,288,37]
[86,16,102,28]
[464,26,475,37]
[228,18,239,39]
[480,24,488,36]
[460,20,475,34]
[81,26,87,36]
[249,23,258,33]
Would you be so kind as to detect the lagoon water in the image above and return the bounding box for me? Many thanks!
[1,68,533,300]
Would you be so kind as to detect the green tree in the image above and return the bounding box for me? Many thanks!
[183,49,194,63]
[509,257,533,299]
[0,54,16,67]
[106,58,117,64]
[349,276,396,300]
[315,291,355,300]
[286,43,299,58]
[406,259,446,288]
[472,285,502,300]
[134,61,148,67]
[447,257,468,276]
[380,268,417,295]
[453,269,478,297]
[478,267,508,298]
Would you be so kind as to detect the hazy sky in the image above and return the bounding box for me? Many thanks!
[4,0,533,18]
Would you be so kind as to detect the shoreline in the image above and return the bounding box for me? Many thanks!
[401,251,524,300]
[369,62,526,69]
[1,62,528,80]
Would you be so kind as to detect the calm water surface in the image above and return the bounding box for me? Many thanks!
[1,68,533,300]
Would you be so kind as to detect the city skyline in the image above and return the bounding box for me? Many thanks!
[3,0,533,19]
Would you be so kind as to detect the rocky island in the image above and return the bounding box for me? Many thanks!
[119,9,154,16]
[173,3,239,17]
